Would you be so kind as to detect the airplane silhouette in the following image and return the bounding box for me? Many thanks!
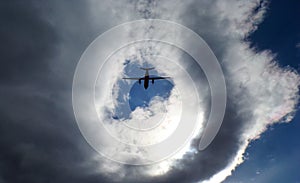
[123,67,170,89]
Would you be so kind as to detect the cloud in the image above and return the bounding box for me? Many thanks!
[86,0,300,182]
[0,0,299,183]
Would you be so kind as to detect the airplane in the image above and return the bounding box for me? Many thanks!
[123,67,170,89]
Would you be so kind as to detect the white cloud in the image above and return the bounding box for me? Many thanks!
[89,41,205,168]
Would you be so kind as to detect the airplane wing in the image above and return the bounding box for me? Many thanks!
[148,77,170,80]
[122,77,144,80]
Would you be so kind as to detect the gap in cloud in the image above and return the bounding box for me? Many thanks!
[112,61,174,120]
[129,75,174,111]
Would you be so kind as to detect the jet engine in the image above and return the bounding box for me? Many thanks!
[139,79,142,84]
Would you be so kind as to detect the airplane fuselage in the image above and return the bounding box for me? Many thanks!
[143,75,149,89]
[140,70,150,89]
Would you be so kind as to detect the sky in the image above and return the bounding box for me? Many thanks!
[0,1,299,183]
[226,1,300,182]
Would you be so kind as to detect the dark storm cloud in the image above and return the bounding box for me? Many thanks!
[0,1,59,84]
[0,1,111,183]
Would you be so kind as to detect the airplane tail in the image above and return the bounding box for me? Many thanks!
[140,67,155,71]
